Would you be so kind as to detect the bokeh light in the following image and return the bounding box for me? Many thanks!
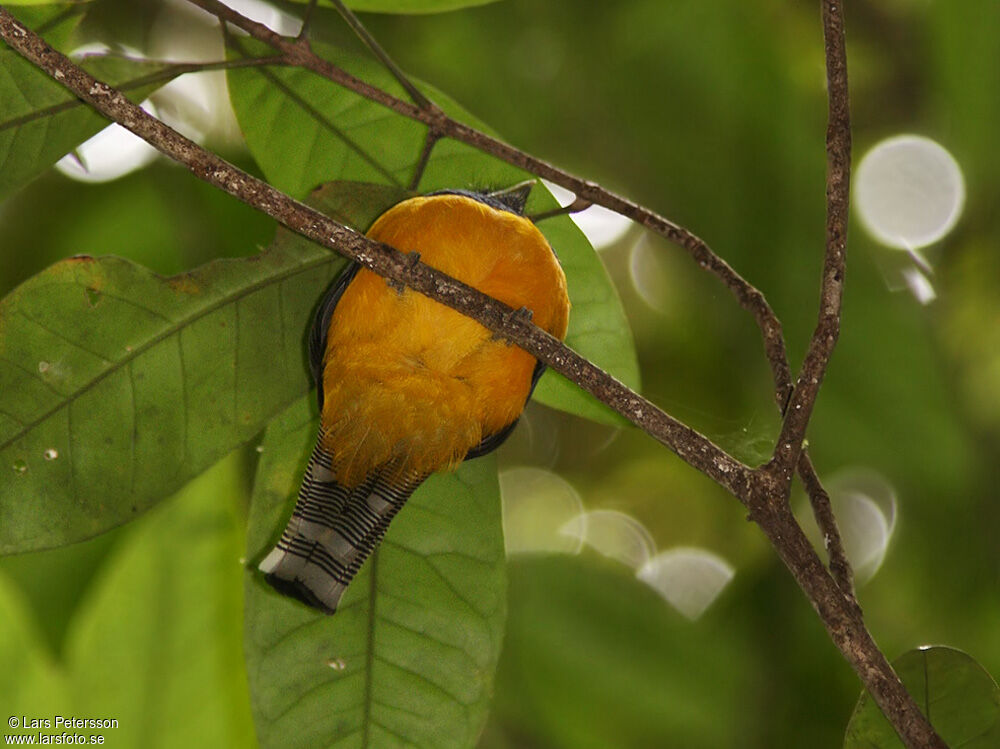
[499,467,584,555]
[636,548,735,620]
[855,134,965,250]
[800,468,898,586]
[902,266,937,305]
[628,233,673,313]
[148,0,244,145]
[559,509,656,570]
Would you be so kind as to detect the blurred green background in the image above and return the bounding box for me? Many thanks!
[1,0,998,747]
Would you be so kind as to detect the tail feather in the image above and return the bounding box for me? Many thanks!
[259,436,424,614]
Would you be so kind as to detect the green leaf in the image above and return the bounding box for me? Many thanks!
[0,44,175,200]
[244,395,506,749]
[285,0,501,15]
[0,238,346,554]
[228,45,639,425]
[0,572,71,723]
[64,454,255,747]
[526,212,638,427]
[0,456,255,747]
[844,646,1000,749]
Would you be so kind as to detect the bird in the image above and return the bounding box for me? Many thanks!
[258,183,571,614]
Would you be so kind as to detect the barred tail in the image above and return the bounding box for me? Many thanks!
[258,437,424,614]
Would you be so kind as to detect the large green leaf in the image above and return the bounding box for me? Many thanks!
[0,455,255,748]
[844,646,1000,749]
[66,454,256,747]
[0,572,70,726]
[227,43,639,424]
[0,38,176,200]
[244,395,506,749]
[0,238,345,553]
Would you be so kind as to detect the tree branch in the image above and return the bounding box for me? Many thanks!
[181,0,856,594]
[183,0,793,413]
[748,489,945,748]
[799,449,855,594]
[0,6,945,746]
[767,0,852,486]
[307,0,859,602]
[0,6,750,498]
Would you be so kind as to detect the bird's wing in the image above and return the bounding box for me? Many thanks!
[309,262,361,408]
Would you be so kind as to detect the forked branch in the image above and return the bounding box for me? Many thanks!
[0,5,944,747]
[181,0,854,595]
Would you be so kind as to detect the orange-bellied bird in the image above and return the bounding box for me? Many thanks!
[259,185,571,614]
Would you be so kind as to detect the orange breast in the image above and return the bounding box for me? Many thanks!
[320,194,570,486]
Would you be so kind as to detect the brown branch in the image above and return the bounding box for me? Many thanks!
[0,6,945,747]
[799,452,854,594]
[0,7,750,499]
[747,488,945,748]
[183,0,793,410]
[295,0,319,42]
[409,128,440,191]
[766,0,852,486]
[303,0,858,601]
[530,196,593,223]
[756,1,942,745]
[183,0,856,592]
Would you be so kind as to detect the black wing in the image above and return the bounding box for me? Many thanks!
[309,262,361,409]
[464,359,546,460]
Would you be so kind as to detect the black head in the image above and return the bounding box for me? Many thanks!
[428,181,535,216]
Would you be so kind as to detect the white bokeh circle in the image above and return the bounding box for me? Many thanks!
[855,134,964,250]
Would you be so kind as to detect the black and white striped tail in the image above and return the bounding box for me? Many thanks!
[258,438,424,614]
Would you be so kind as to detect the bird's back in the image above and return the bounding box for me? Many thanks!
[321,193,570,486]
[260,190,570,614]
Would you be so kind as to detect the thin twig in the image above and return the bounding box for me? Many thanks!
[328,0,437,112]
[530,196,592,223]
[766,0,852,486]
[798,452,855,595]
[296,0,319,42]
[409,128,440,191]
